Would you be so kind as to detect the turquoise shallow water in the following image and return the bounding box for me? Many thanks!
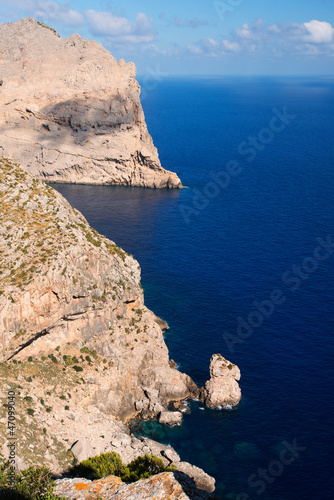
[53,76,334,499]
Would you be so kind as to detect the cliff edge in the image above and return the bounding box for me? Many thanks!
[0,158,240,495]
[0,157,206,487]
[0,18,182,188]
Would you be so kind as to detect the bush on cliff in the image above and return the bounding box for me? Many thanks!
[0,452,175,498]
[126,454,175,481]
[71,451,125,480]
[0,455,62,499]
[71,452,175,483]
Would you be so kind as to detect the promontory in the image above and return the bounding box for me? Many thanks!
[0,18,182,188]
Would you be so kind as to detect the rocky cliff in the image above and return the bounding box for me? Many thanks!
[53,472,220,499]
[0,158,241,496]
[0,158,217,495]
[0,158,195,421]
[0,18,182,188]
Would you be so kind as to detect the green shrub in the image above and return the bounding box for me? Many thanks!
[72,365,83,372]
[71,452,125,480]
[63,355,74,366]
[80,347,98,359]
[85,232,101,247]
[0,455,60,499]
[71,452,174,483]
[48,354,57,364]
[126,454,174,482]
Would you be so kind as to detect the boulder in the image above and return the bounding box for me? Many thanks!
[71,438,94,463]
[177,462,216,493]
[158,411,183,426]
[162,447,181,464]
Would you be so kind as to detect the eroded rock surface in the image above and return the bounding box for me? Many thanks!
[0,18,182,188]
[0,158,198,475]
[53,472,219,500]
[0,159,233,496]
[203,354,241,407]
[159,411,183,426]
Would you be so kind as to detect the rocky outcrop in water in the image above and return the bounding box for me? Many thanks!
[203,354,241,407]
[0,18,182,188]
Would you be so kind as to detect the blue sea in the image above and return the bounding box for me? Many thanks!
[53,76,334,499]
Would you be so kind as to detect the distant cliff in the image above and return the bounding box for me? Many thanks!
[0,18,182,188]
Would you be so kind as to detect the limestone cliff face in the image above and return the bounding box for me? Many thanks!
[0,18,182,188]
[0,158,195,425]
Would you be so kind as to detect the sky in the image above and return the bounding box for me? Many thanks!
[0,0,333,75]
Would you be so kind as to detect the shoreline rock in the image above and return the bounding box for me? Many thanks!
[158,410,183,426]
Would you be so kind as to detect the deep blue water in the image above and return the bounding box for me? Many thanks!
[53,76,334,499]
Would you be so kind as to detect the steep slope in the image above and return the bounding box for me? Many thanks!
[0,158,240,493]
[0,18,182,188]
[0,157,195,423]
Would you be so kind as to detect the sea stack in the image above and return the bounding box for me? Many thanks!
[204,354,241,407]
[0,18,182,188]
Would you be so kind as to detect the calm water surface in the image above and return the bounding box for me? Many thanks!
[53,76,334,499]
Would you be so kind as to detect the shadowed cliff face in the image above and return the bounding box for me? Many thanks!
[0,158,195,424]
[0,18,182,188]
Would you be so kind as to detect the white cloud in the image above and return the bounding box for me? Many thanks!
[222,40,241,52]
[85,10,155,43]
[303,20,334,44]
[233,18,334,56]
[187,44,203,55]
[236,19,266,40]
[2,0,84,26]
[141,44,180,57]
[185,18,334,60]
[188,37,240,57]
